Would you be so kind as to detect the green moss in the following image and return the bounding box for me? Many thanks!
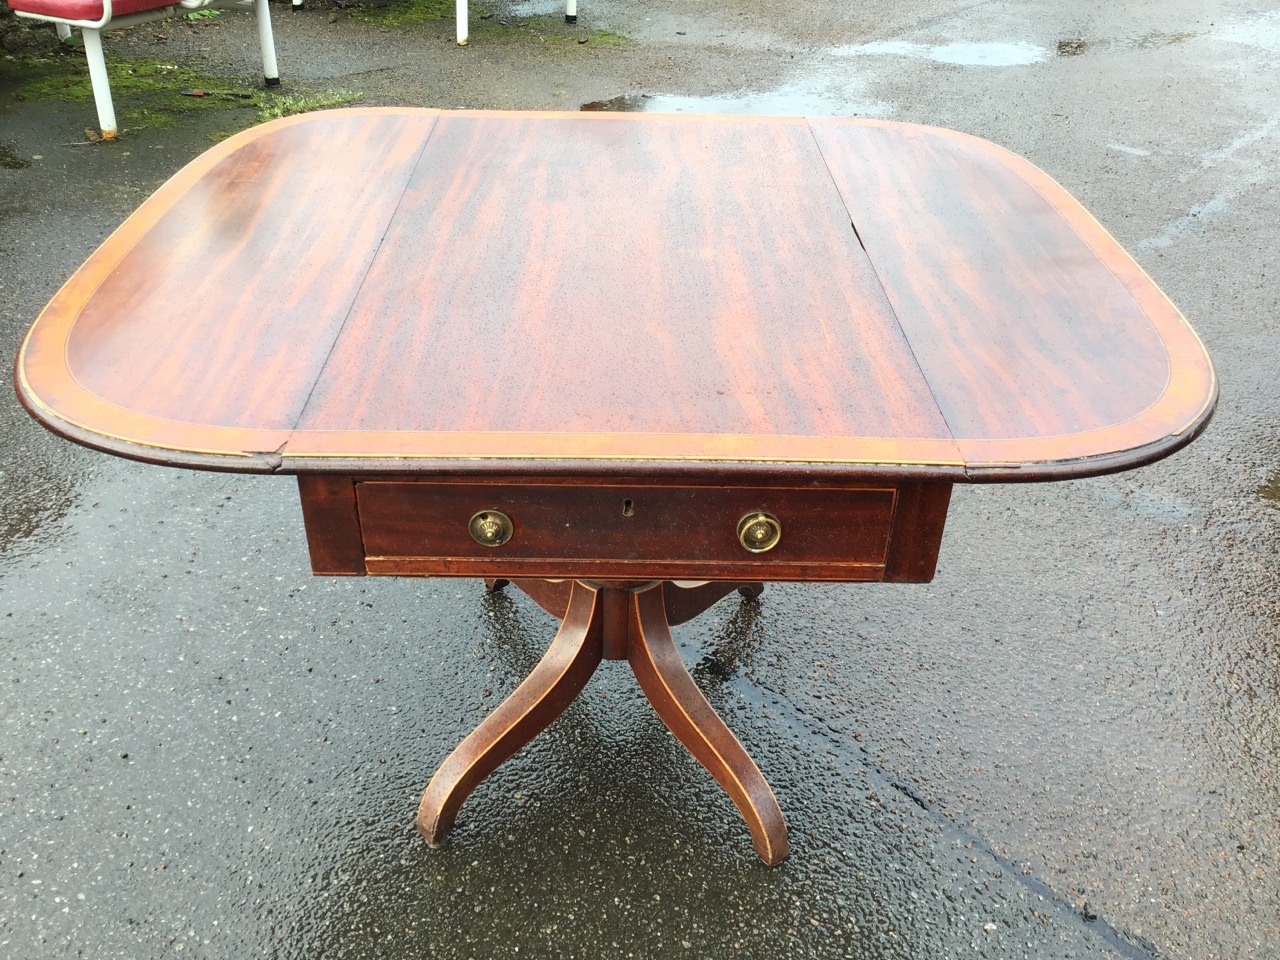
[584,29,628,46]
[2,54,362,136]
[504,16,630,48]
[536,25,629,46]
[14,57,214,102]
[350,0,470,26]
[255,90,363,121]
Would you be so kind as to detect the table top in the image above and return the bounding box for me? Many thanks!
[15,108,1215,483]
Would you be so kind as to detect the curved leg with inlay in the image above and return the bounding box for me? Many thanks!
[417,581,604,844]
[627,585,789,864]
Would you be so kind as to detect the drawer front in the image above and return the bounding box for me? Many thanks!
[354,481,897,581]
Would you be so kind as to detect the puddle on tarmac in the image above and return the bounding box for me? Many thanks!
[1109,143,1151,156]
[1089,485,1197,525]
[834,39,1049,66]
[0,473,81,562]
[582,94,650,111]
[581,82,890,117]
[1,433,103,564]
[1258,472,1280,502]
[1127,31,1199,49]
[0,143,32,169]
[834,31,1204,66]
[1217,11,1280,50]
[1056,31,1211,57]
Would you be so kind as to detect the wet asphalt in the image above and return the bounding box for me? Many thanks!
[2,0,1279,957]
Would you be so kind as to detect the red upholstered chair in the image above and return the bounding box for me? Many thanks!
[10,0,280,140]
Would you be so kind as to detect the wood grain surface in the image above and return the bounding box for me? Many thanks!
[809,120,1217,472]
[296,113,949,444]
[15,108,1216,482]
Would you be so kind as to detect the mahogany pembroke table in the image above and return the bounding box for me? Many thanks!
[14,109,1216,865]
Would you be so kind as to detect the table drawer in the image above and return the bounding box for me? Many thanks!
[297,477,951,583]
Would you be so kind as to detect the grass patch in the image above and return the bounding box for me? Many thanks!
[2,54,362,135]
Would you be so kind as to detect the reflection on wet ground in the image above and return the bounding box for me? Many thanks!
[835,32,1202,66]
[0,143,32,170]
[1087,484,1199,525]
[1217,10,1280,50]
[1108,143,1151,156]
[0,458,85,561]
[581,82,890,117]
[284,586,1141,959]
[1259,472,1280,502]
[576,13,1280,120]
[834,39,1049,66]
[579,22,1237,121]
[506,0,567,16]
[581,94,650,111]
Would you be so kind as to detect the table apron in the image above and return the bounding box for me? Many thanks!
[298,476,952,584]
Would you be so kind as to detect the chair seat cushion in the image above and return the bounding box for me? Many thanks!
[10,0,175,22]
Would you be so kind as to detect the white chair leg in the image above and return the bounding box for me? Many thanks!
[81,28,118,140]
[55,22,73,41]
[255,0,280,86]
[456,0,467,45]
[565,0,576,24]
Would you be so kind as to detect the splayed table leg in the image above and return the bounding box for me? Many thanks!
[416,580,603,844]
[628,583,789,865]
[419,578,787,863]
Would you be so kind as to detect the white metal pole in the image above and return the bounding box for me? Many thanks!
[81,28,118,140]
[255,0,280,85]
[564,0,576,23]
[456,0,467,45]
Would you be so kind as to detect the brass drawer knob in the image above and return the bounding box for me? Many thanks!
[469,509,513,547]
[737,511,781,553]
